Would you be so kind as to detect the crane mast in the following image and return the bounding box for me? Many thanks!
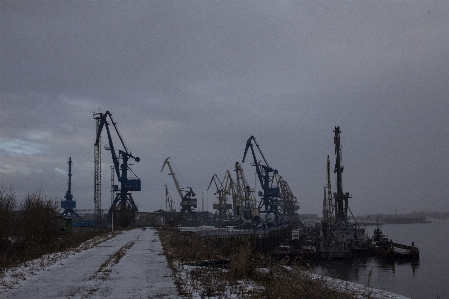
[93,114,102,226]
[326,155,334,223]
[333,126,351,224]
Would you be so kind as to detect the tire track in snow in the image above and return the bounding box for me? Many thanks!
[0,229,145,298]
[0,229,178,298]
[65,231,142,298]
[0,231,120,290]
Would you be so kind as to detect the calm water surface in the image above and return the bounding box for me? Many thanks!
[311,219,449,299]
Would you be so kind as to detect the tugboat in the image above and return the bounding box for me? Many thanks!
[371,219,419,260]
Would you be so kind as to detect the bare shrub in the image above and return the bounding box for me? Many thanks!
[22,192,59,239]
[0,189,114,269]
[0,186,16,256]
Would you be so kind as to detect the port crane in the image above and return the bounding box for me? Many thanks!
[242,136,282,223]
[234,162,258,220]
[208,172,234,220]
[94,111,141,226]
[60,157,81,218]
[333,126,351,224]
[165,185,175,212]
[274,174,299,221]
[224,170,240,219]
[161,157,197,224]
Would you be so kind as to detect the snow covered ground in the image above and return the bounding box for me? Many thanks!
[0,228,178,298]
[1,227,409,299]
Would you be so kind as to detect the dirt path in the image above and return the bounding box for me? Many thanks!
[0,228,178,299]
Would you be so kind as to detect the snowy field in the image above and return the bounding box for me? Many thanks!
[0,228,178,298]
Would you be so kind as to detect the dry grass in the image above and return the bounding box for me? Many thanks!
[0,189,120,270]
[158,227,362,299]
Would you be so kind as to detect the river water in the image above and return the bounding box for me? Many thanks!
[311,219,449,299]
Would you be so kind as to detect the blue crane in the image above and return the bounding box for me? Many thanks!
[95,111,141,225]
[60,157,81,219]
[242,136,282,223]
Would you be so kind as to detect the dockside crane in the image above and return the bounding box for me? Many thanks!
[94,111,141,226]
[60,157,81,218]
[333,126,351,224]
[208,174,228,220]
[242,136,282,223]
[275,174,299,221]
[165,185,175,212]
[224,170,240,219]
[234,162,258,220]
[161,157,197,224]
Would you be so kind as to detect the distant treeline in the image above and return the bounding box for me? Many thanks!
[358,210,449,220]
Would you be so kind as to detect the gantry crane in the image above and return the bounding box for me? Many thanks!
[224,170,240,219]
[165,184,175,212]
[242,136,282,223]
[234,162,258,220]
[207,172,233,220]
[274,174,299,221]
[161,157,197,224]
[60,157,81,218]
[94,111,141,226]
[333,126,351,224]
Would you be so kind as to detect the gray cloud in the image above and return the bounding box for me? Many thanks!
[1,1,448,215]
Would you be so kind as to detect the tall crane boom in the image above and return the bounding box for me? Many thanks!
[94,111,141,226]
[161,157,197,224]
[161,157,184,200]
[242,136,281,222]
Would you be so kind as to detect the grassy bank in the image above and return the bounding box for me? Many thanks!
[158,227,364,298]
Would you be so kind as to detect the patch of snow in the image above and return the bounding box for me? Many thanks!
[0,228,178,298]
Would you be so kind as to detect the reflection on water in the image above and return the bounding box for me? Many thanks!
[312,256,420,294]
[311,221,449,299]
[313,256,418,284]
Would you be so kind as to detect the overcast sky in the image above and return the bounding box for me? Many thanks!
[1,1,448,216]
